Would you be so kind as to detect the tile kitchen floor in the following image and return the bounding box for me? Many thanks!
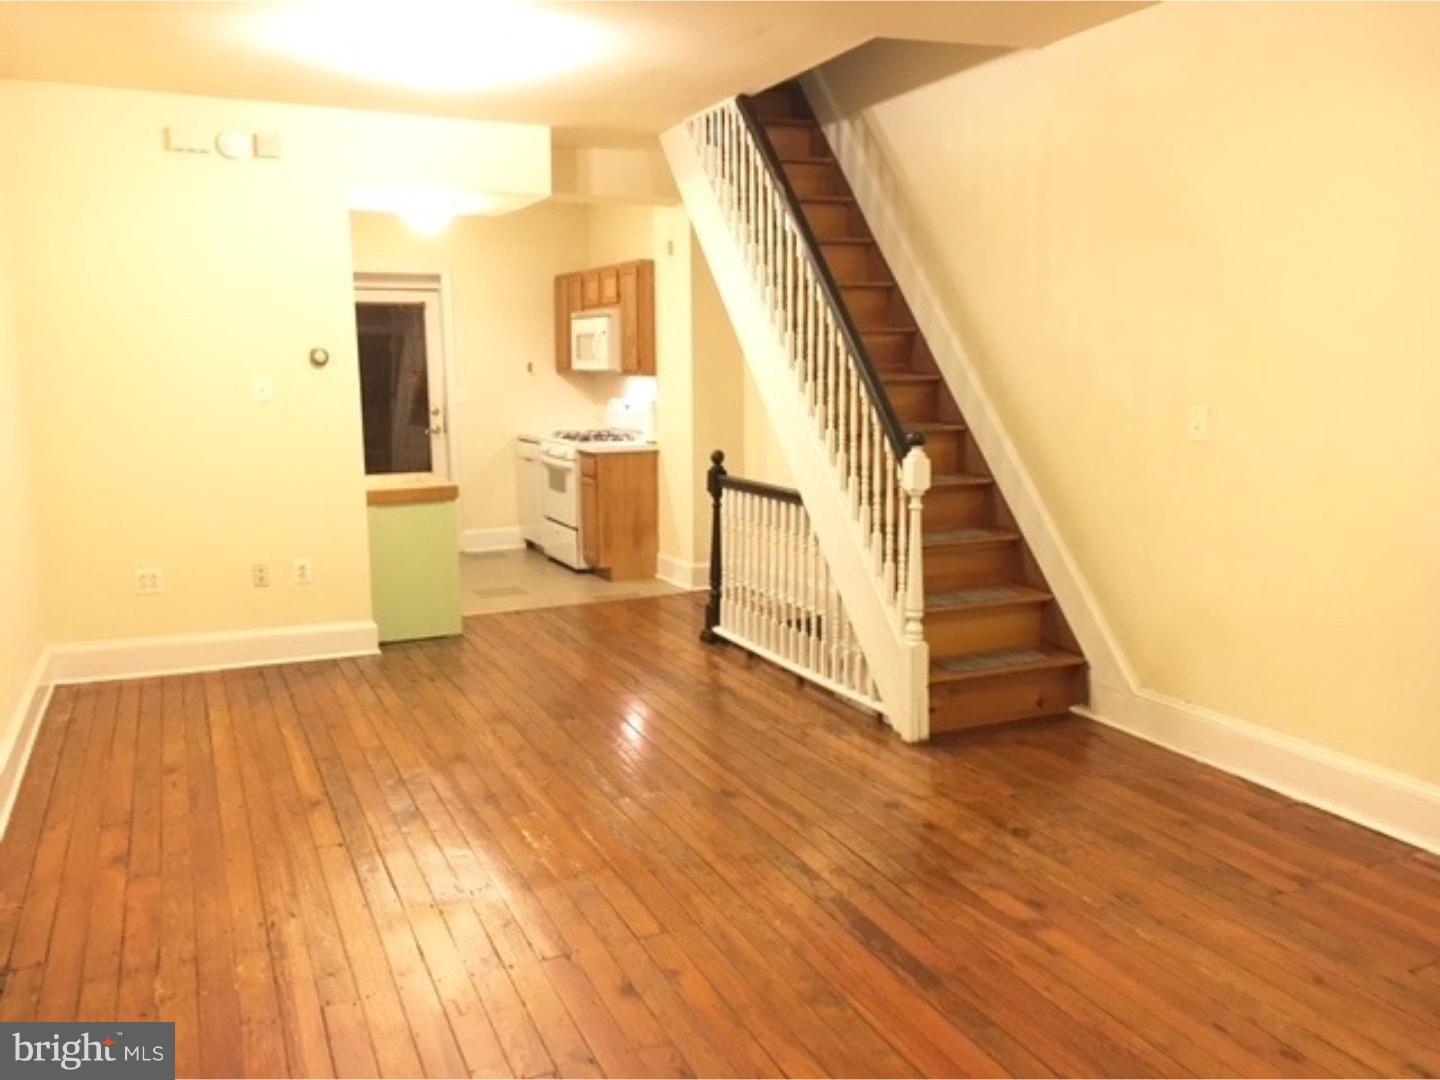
[461,547,684,616]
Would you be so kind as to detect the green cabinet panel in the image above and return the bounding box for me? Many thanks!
[367,501,462,643]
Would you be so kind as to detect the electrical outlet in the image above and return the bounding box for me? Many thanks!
[291,557,314,586]
[135,567,164,596]
[252,562,270,588]
[1187,404,1210,442]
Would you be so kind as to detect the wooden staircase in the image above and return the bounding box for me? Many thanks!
[750,81,1088,734]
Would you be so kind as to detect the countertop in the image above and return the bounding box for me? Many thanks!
[520,434,658,456]
[366,476,460,506]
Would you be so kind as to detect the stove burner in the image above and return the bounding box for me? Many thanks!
[552,428,641,443]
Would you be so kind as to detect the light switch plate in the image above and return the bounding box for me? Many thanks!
[163,125,210,154]
[253,131,284,159]
[215,129,250,160]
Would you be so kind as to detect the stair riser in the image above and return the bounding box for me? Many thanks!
[924,543,1019,591]
[765,124,819,159]
[750,91,808,120]
[923,486,991,531]
[822,243,889,283]
[926,604,1045,657]
[863,332,915,368]
[801,201,870,241]
[920,430,963,473]
[783,161,847,198]
[842,286,899,325]
[886,380,940,423]
[930,666,1086,733]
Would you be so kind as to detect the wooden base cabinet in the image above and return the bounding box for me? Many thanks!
[579,451,657,581]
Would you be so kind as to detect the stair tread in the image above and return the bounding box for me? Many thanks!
[929,646,1085,685]
[778,154,835,165]
[760,116,819,129]
[930,471,994,488]
[858,324,918,335]
[799,193,856,204]
[924,527,1020,547]
[820,237,877,246]
[913,421,965,432]
[841,281,896,290]
[926,584,1052,611]
[879,372,940,383]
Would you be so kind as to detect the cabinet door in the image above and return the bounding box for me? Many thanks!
[581,271,601,308]
[618,263,640,372]
[566,274,583,318]
[554,275,571,372]
[580,472,601,567]
[635,261,656,375]
[600,266,620,305]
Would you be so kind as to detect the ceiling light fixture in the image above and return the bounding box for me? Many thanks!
[349,187,503,233]
[250,0,613,94]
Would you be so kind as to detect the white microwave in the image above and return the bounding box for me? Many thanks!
[570,309,620,372]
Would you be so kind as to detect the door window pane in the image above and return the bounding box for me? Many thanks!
[356,302,432,475]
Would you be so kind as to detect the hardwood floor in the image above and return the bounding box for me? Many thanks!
[1,592,1437,1078]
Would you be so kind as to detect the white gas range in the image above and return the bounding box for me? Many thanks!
[519,398,656,571]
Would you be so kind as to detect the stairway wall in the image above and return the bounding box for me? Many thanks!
[812,3,1440,788]
[0,190,46,818]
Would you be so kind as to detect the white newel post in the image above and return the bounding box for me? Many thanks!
[900,446,932,742]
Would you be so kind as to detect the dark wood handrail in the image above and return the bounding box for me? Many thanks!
[701,449,807,642]
[719,474,804,505]
[732,93,924,460]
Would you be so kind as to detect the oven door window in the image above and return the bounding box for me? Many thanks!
[542,459,578,525]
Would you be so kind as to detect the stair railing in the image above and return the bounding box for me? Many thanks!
[701,450,881,712]
[681,97,931,738]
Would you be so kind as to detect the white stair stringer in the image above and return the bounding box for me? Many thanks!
[661,118,929,741]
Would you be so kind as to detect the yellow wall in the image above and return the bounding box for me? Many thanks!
[350,206,621,536]
[584,204,749,572]
[818,2,1440,783]
[0,78,549,643]
[690,231,750,550]
[0,193,44,731]
[352,201,754,575]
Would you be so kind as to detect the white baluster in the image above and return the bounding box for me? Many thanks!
[794,507,805,664]
[860,384,872,532]
[741,492,753,641]
[763,496,775,652]
[883,444,897,601]
[776,499,788,659]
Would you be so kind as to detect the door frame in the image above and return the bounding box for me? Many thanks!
[353,272,456,483]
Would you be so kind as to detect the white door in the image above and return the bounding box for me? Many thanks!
[353,279,451,480]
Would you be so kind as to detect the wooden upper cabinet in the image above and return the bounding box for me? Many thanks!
[599,266,620,306]
[553,277,571,373]
[554,259,655,376]
[581,270,601,308]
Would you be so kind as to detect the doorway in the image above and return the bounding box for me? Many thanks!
[353,275,452,480]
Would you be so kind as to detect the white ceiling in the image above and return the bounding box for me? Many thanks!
[0,1,1144,138]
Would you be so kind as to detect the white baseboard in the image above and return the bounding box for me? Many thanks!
[0,648,55,840]
[801,72,1439,856]
[657,554,708,591]
[1079,683,1440,855]
[45,620,380,685]
[462,526,525,554]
